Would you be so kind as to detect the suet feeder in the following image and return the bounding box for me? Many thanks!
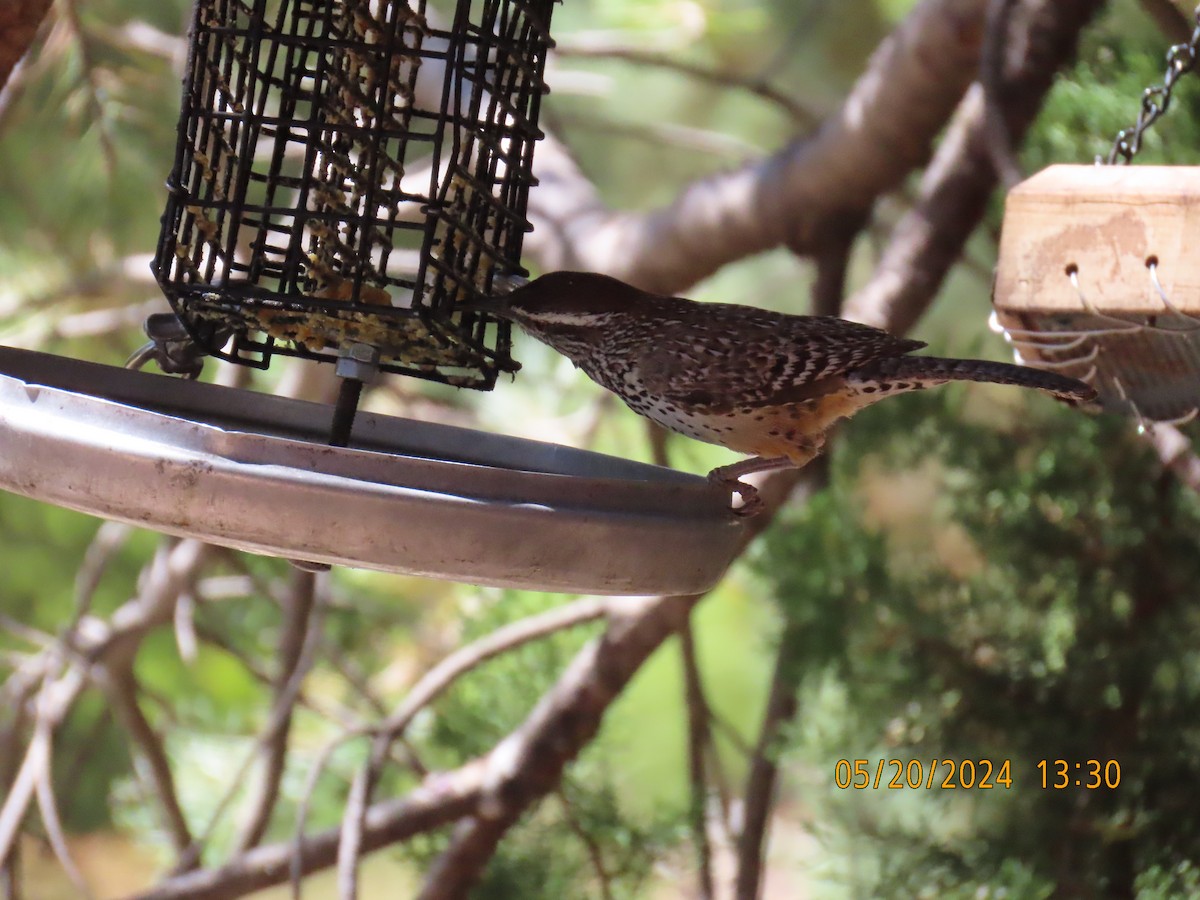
[993,165,1200,425]
[0,0,746,594]
[152,0,543,390]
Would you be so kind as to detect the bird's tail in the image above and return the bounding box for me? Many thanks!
[849,356,1097,404]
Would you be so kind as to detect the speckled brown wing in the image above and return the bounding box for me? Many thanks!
[633,302,926,414]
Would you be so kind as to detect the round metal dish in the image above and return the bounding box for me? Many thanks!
[0,346,744,595]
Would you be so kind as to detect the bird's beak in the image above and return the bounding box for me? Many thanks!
[454,273,528,318]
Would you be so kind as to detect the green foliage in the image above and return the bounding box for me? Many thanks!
[1026,0,1200,169]
[758,388,1200,897]
[397,590,679,899]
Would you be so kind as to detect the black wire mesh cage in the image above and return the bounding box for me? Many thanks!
[152,0,556,388]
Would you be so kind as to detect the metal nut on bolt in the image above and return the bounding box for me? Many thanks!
[336,342,381,382]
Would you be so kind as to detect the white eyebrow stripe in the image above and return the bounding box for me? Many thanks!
[518,310,606,326]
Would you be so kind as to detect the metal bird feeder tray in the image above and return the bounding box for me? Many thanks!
[993,165,1200,424]
[0,0,747,595]
[151,0,547,388]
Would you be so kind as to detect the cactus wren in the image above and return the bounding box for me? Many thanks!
[490,271,1096,515]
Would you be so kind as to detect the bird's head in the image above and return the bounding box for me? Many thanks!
[495,271,646,327]
[475,271,652,356]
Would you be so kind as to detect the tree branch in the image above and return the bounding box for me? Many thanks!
[1138,0,1193,43]
[845,0,1106,333]
[0,0,51,91]
[733,620,806,900]
[526,0,992,291]
[132,761,488,900]
[234,570,317,853]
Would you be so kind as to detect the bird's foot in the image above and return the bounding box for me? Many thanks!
[707,470,764,517]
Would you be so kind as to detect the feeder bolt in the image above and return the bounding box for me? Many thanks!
[336,342,381,383]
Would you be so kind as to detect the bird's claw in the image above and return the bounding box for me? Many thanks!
[708,472,764,517]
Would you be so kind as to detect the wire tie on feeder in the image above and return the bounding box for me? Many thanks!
[988,310,1137,344]
[1067,266,1144,334]
[987,311,1103,372]
[1009,332,1094,354]
[1147,259,1200,330]
[1108,373,1154,434]
[1163,407,1200,427]
[1010,342,1100,370]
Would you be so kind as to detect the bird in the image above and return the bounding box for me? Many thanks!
[485,270,1097,515]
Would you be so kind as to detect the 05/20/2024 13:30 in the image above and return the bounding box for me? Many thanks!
[833,758,1123,790]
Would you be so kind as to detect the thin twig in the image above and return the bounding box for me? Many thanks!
[0,839,21,900]
[553,43,818,126]
[187,579,325,867]
[417,816,508,900]
[333,597,613,895]
[646,420,671,468]
[733,622,805,900]
[0,716,44,873]
[291,736,353,899]
[105,664,194,859]
[173,591,198,665]
[0,616,54,651]
[49,706,112,821]
[57,0,117,174]
[234,570,317,853]
[0,667,87,870]
[680,619,715,900]
[708,709,755,760]
[73,522,135,621]
[193,623,369,735]
[552,110,763,159]
[336,765,370,899]
[556,788,615,900]
[377,597,612,745]
[33,717,94,899]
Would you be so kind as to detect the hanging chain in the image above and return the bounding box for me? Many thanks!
[1105,6,1200,164]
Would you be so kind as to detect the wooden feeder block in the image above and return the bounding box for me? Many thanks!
[993,164,1200,424]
